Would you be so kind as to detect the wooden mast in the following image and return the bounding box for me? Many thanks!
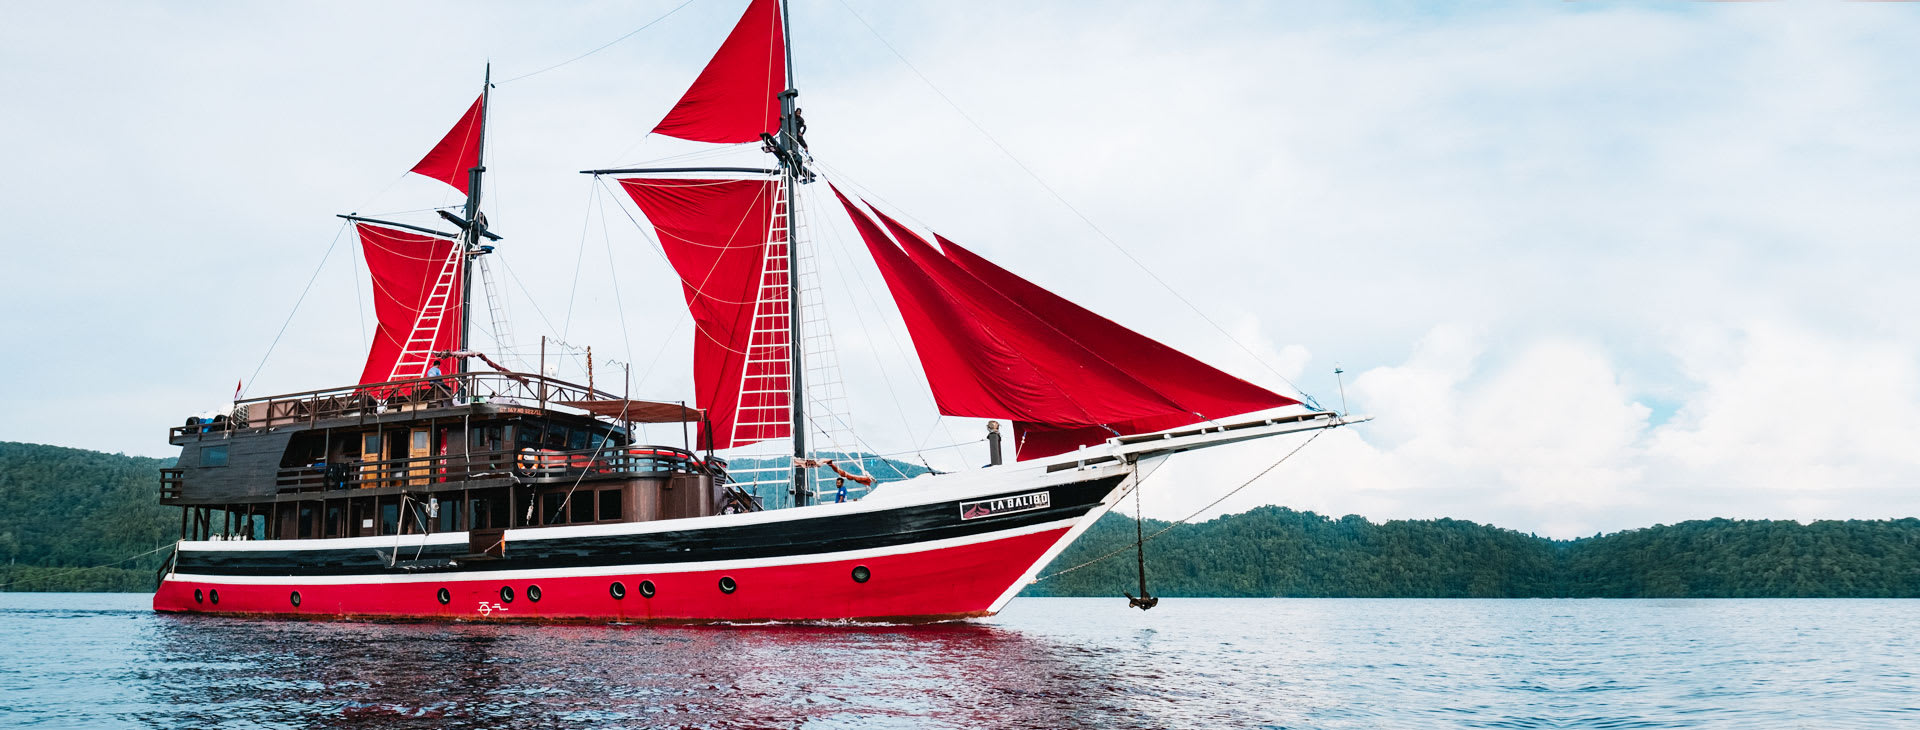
[458,64,491,376]
[777,0,811,507]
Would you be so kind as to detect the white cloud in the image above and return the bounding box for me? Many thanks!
[1145,322,1920,538]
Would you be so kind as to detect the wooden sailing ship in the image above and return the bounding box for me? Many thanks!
[153,0,1363,622]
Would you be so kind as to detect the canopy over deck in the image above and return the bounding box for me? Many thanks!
[558,399,705,423]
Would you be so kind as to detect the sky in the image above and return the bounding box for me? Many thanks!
[2,1,1917,538]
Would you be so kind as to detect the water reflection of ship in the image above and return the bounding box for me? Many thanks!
[152,0,1364,623]
[139,616,1132,728]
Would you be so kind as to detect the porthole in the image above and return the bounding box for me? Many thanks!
[718,576,737,594]
[609,582,626,600]
[500,585,515,603]
[193,589,204,604]
[436,587,451,605]
[209,589,220,605]
[852,565,871,584]
[290,591,302,608]
[638,580,656,598]
[527,585,542,603]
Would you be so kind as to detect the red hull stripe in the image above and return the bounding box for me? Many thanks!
[155,528,1071,623]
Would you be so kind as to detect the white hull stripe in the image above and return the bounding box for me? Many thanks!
[168,517,1080,587]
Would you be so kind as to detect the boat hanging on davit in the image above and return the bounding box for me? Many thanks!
[152,0,1365,623]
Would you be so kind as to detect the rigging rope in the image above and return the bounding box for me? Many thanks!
[241,221,350,399]
[0,543,174,591]
[1032,428,1329,584]
[499,0,702,84]
[829,0,1321,408]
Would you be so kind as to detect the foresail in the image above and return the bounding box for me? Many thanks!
[617,177,784,450]
[833,188,1301,459]
[409,94,485,194]
[651,0,786,144]
[831,187,1092,424]
[937,237,1300,457]
[355,223,463,386]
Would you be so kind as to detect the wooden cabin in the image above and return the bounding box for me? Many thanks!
[160,372,744,551]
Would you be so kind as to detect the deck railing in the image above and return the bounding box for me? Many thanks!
[170,372,616,440]
[269,445,711,493]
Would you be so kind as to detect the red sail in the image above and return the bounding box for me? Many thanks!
[355,223,463,386]
[867,207,1190,424]
[833,188,1301,459]
[618,177,782,450]
[409,95,485,194]
[652,0,786,144]
[831,188,1095,423]
[938,237,1300,458]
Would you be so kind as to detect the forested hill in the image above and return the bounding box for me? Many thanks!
[0,442,176,591]
[5,442,1919,597]
[1026,507,1920,598]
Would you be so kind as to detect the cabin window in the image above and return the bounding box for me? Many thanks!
[469,496,491,530]
[298,504,316,539]
[470,424,503,452]
[542,492,567,525]
[571,493,594,523]
[326,503,343,537]
[568,428,589,451]
[412,430,430,451]
[379,499,399,536]
[363,433,381,455]
[515,423,542,449]
[438,497,463,532]
[599,489,622,523]
[546,423,569,450]
[201,445,229,467]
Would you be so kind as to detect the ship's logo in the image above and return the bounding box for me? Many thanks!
[959,491,1051,521]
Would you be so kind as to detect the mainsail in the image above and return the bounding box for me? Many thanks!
[354,223,463,386]
[651,0,786,144]
[617,177,785,450]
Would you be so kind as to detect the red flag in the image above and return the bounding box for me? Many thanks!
[233,379,243,400]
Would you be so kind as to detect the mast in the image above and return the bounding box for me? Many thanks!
[775,0,810,507]
[459,64,491,376]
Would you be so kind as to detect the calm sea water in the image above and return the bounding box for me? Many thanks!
[1,594,1915,729]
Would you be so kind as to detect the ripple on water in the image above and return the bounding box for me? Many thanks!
[1,595,1918,728]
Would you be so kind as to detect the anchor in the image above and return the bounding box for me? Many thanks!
[1123,484,1158,611]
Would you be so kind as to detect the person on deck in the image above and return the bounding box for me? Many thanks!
[822,458,874,503]
[426,362,452,402]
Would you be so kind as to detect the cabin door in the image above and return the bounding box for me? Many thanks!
[359,432,382,488]
[407,427,431,486]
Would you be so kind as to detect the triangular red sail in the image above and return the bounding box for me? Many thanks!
[618,177,781,450]
[652,0,786,144]
[938,237,1300,458]
[409,95,485,194]
[830,187,1096,424]
[355,223,462,386]
[867,207,1190,425]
